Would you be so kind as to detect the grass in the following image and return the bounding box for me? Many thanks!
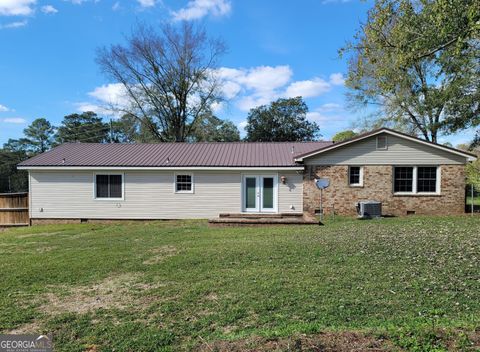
[0,216,479,351]
[465,196,480,206]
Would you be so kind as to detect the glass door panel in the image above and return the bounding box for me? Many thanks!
[261,177,274,210]
[244,176,258,211]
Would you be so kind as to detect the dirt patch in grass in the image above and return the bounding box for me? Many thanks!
[36,246,57,253]
[195,332,392,352]
[0,242,17,247]
[465,329,480,349]
[17,232,63,239]
[143,245,178,265]
[0,243,53,254]
[443,330,480,351]
[392,327,480,351]
[40,273,165,315]
[2,273,168,338]
[6,322,42,335]
[205,292,219,301]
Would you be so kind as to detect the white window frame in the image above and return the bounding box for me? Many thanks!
[348,166,364,187]
[393,166,441,195]
[174,173,194,194]
[240,173,279,213]
[93,172,125,200]
[376,135,388,150]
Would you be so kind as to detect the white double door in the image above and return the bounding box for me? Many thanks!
[243,175,277,212]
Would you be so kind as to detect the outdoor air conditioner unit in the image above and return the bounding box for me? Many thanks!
[356,201,382,219]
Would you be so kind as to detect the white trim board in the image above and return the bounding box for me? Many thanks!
[392,165,441,195]
[174,172,195,194]
[92,172,125,201]
[18,166,305,171]
[241,173,279,213]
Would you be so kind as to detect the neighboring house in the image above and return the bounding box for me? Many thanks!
[18,128,476,223]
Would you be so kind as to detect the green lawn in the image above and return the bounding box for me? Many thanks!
[466,196,480,206]
[0,216,479,351]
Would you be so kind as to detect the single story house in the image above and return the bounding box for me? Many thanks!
[18,128,476,224]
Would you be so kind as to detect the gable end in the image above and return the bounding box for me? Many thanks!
[297,129,475,165]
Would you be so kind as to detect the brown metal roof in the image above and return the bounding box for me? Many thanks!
[18,141,333,168]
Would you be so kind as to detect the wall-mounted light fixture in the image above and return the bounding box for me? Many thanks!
[280,175,287,184]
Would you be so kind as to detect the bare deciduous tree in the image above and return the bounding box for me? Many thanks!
[96,22,226,142]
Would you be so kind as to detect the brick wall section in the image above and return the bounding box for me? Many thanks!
[303,165,465,216]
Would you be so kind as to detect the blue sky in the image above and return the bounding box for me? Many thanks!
[0,0,476,145]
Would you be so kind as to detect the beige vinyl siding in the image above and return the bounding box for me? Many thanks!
[278,171,303,212]
[304,133,467,165]
[30,170,303,219]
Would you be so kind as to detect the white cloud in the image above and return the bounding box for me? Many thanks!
[322,0,353,4]
[2,117,26,124]
[76,83,130,116]
[318,103,343,112]
[240,65,292,92]
[329,72,345,86]
[237,95,274,112]
[221,81,242,100]
[284,78,330,98]
[112,1,120,11]
[306,107,350,135]
[210,101,224,113]
[216,65,344,111]
[64,0,88,4]
[82,68,344,118]
[1,20,28,29]
[75,102,117,116]
[137,0,155,8]
[216,65,293,111]
[306,111,346,127]
[41,5,58,14]
[76,102,101,112]
[88,83,129,106]
[238,120,248,132]
[172,0,231,21]
[0,0,36,16]
[0,104,9,112]
[306,112,328,123]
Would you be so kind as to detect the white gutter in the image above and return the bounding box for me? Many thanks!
[18,166,305,171]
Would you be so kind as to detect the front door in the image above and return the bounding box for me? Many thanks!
[243,175,277,212]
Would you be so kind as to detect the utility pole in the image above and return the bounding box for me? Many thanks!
[110,119,114,143]
[472,184,474,216]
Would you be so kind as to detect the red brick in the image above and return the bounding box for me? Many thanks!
[303,165,465,216]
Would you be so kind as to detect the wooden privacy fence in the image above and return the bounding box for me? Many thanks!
[0,192,29,226]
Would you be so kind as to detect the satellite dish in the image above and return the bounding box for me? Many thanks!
[315,178,330,190]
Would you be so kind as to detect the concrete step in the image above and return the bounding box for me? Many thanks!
[218,213,304,219]
[209,216,318,226]
[0,223,29,227]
